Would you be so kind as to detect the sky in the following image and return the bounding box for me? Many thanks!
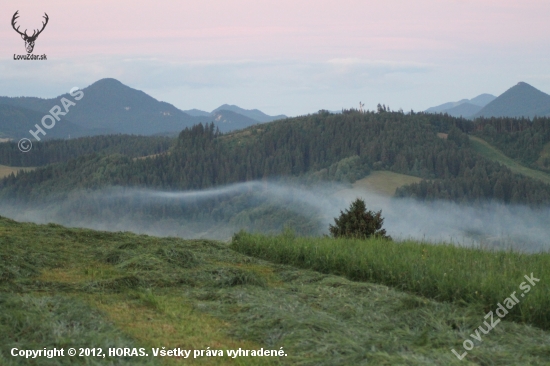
[1,0,550,116]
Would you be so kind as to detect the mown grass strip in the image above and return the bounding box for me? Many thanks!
[231,231,550,330]
[469,136,550,185]
[85,292,277,366]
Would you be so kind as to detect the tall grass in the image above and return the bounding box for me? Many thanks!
[231,231,550,330]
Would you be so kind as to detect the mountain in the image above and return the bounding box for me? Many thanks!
[0,104,93,140]
[183,104,287,131]
[426,94,496,117]
[211,110,262,132]
[474,82,550,119]
[0,79,212,136]
[212,104,286,123]
[182,108,211,117]
[425,99,469,114]
[443,103,482,118]
[0,79,287,137]
[469,93,497,107]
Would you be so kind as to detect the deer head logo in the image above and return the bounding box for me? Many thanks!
[12,11,49,54]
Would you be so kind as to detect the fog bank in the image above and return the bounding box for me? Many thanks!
[1,180,549,252]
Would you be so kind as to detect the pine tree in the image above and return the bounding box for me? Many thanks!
[329,198,391,240]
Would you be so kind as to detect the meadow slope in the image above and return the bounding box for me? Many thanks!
[469,136,550,185]
[1,217,550,364]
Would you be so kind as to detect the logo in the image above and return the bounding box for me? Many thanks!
[12,10,48,59]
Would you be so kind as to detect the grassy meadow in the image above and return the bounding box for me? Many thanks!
[343,171,422,197]
[0,165,34,179]
[2,216,550,364]
[469,136,550,185]
[231,231,550,331]
[536,142,550,171]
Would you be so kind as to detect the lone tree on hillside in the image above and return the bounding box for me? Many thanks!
[329,198,391,240]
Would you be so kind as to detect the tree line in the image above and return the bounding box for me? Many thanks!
[0,135,173,167]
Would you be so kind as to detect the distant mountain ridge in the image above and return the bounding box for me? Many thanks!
[426,82,550,119]
[474,82,550,119]
[211,104,286,123]
[211,110,262,132]
[425,93,496,117]
[182,104,286,124]
[0,78,286,139]
[444,103,483,118]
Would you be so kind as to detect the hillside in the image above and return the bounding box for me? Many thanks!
[475,82,550,118]
[0,104,93,140]
[0,164,34,179]
[2,216,550,365]
[0,135,173,167]
[472,115,550,173]
[469,136,550,185]
[4,111,550,209]
[335,171,422,198]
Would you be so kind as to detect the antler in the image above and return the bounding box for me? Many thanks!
[11,11,49,39]
[11,11,27,37]
[29,13,49,39]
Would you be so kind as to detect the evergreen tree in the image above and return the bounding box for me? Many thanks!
[329,198,391,240]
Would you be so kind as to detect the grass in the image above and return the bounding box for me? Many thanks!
[535,141,550,170]
[0,165,34,179]
[336,171,423,197]
[469,136,550,185]
[231,231,550,331]
[2,216,550,364]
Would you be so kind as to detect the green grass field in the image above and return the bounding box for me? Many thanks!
[231,231,550,331]
[353,171,423,196]
[333,171,423,198]
[535,142,550,171]
[469,136,550,185]
[2,217,550,364]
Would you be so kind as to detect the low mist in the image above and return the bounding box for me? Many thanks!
[1,180,549,252]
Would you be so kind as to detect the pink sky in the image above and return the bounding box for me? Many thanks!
[1,0,550,114]
[2,0,549,58]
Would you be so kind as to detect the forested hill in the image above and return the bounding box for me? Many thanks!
[471,116,550,172]
[0,135,173,167]
[2,110,550,206]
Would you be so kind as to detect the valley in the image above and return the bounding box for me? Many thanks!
[2,1,550,364]
[2,82,550,365]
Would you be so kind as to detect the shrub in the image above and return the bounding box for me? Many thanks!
[329,198,391,240]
